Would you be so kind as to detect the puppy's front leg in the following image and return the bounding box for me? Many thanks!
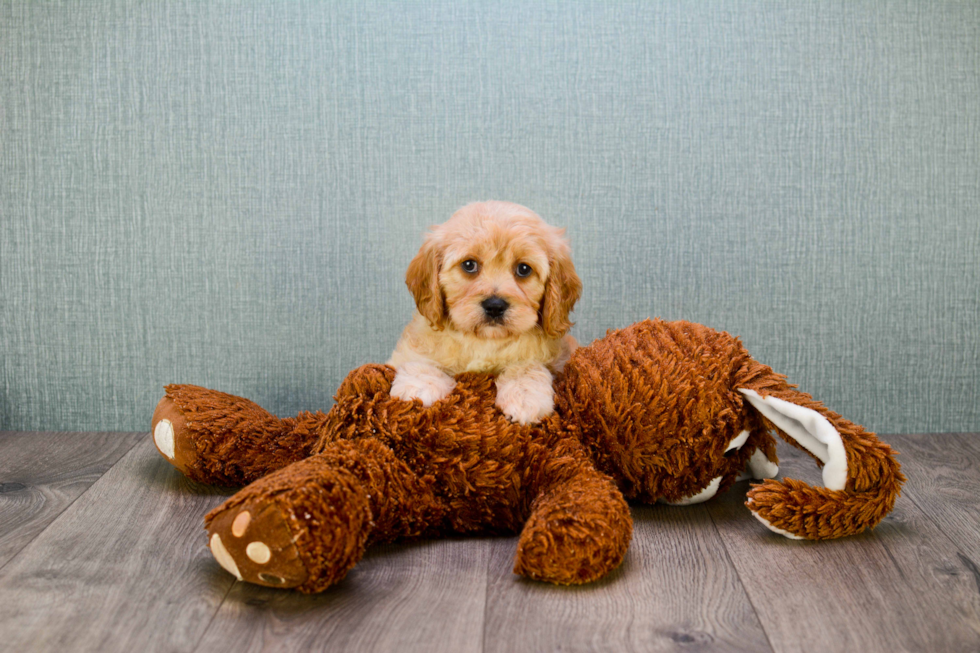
[495,363,554,425]
[390,361,456,407]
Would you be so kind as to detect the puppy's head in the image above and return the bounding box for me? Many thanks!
[406,201,581,339]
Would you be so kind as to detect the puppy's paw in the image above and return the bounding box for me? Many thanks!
[496,389,554,425]
[390,362,456,407]
[495,365,555,425]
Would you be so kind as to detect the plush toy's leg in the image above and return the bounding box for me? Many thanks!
[151,384,326,486]
[514,457,633,585]
[735,365,905,540]
[204,438,447,593]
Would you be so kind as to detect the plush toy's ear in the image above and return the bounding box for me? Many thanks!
[539,234,582,339]
[736,384,905,540]
[405,233,447,330]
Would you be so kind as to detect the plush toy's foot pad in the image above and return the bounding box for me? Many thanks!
[204,453,375,593]
[151,396,200,478]
[206,500,309,588]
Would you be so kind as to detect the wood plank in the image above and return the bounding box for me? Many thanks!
[0,437,237,653]
[484,505,773,653]
[0,431,143,569]
[193,538,490,653]
[888,434,980,561]
[3,431,976,651]
[707,441,980,653]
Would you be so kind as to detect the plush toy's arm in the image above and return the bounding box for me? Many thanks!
[151,384,326,486]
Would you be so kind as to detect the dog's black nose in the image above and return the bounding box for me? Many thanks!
[481,296,509,319]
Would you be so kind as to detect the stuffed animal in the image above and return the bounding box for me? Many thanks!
[151,319,904,593]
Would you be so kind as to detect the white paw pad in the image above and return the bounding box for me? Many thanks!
[259,573,285,584]
[153,419,175,459]
[232,511,251,537]
[246,541,272,564]
[210,533,243,580]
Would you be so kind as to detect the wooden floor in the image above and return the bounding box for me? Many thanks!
[0,432,978,652]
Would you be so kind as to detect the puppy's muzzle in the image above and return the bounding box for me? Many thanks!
[481,296,509,322]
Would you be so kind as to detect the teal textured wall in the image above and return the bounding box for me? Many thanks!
[2,1,978,433]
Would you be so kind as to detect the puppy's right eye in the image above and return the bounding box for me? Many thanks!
[461,260,479,274]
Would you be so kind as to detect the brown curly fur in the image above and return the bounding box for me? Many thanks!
[735,355,905,539]
[152,319,903,592]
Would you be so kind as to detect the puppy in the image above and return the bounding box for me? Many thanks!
[388,201,582,425]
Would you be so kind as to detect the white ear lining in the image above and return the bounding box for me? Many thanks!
[749,509,805,540]
[726,429,751,452]
[738,389,848,491]
[747,448,779,479]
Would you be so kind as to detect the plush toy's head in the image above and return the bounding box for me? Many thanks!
[555,320,777,504]
[551,320,902,540]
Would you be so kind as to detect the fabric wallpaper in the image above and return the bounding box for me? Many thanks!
[2,1,978,432]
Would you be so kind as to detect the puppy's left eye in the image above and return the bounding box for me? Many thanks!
[515,263,533,278]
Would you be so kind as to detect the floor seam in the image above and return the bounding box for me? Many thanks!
[705,498,779,653]
[888,435,980,572]
[480,539,493,653]
[0,431,144,576]
[900,482,980,574]
[189,580,239,653]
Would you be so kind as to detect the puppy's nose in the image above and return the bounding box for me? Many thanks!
[481,296,509,319]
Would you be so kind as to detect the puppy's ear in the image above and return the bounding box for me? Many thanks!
[406,234,447,330]
[539,238,582,339]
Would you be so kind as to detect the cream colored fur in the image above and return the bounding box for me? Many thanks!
[388,201,581,425]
